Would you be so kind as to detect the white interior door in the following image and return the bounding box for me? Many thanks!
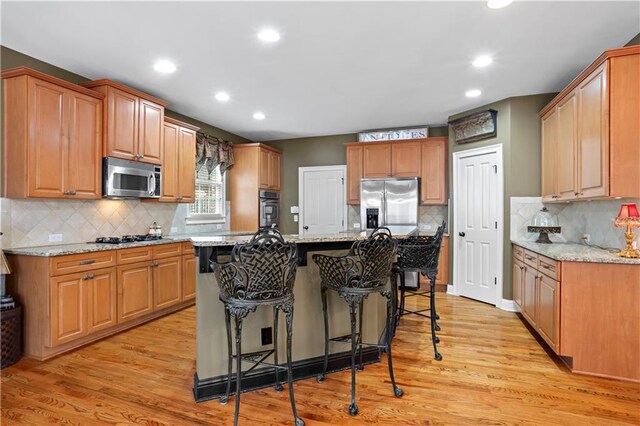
[454,149,500,305]
[299,166,346,235]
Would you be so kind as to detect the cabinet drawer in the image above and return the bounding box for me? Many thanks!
[181,242,195,256]
[538,255,560,281]
[50,251,116,276]
[152,243,182,259]
[117,246,153,265]
[512,245,524,261]
[523,250,538,269]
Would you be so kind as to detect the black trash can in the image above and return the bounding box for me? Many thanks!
[1,305,22,369]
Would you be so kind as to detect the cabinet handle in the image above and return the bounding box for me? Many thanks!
[551,195,559,199]
[139,154,145,159]
[64,190,72,195]
[176,196,183,201]
[83,273,95,280]
[540,263,553,271]
[80,260,95,265]
[151,262,159,268]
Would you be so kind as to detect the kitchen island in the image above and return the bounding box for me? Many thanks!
[192,228,417,402]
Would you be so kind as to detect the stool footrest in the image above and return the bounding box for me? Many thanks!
[232,349,287,374]
[329,333,360,344]
[403,291,431,298]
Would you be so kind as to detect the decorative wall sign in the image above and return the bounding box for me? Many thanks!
[448,109,497,144]
[357,125,429,142]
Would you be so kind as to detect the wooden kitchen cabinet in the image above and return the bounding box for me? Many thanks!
[230,143,282,231]
[363,144,391,177]
[540,46,639,201]
[522,265,537,325]
[537,273,560,352]
[512,257,524,308]
[420,137,447,205]
[182,254,197,301]
[2,67,103,199]
[80,79,168,165]
[159,117,199,203]
[153,256,182,311]
[391,141,421,177]
[117,262,154,323]
[346,145,363,205]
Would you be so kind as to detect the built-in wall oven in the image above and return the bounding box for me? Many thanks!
[259,190,280,228]
[103,157,161,199]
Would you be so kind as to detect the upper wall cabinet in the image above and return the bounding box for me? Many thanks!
[539,46,639,201]
[159,117,199,203]
[2,67,104,199]
[345,137,448,205]
[79,79,168,165]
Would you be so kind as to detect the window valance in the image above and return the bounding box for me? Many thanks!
[195,132,235,176]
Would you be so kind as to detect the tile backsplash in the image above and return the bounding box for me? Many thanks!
[510,196,640,250]
[347,205,449,233]
[0,198,229,249]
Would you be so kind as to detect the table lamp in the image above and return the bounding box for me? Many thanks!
[614,203,640,259]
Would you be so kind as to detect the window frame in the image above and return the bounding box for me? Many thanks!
[186,165,226,225]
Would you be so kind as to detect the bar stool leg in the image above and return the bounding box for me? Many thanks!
[385,291,404,398]
[398,272,407,322]
[233,315,244,426]
[317,287,329,383]
[283,302,305,426]
[430,277,440,333]
[357,299,364,371]
[430,277,442,361]
[348,299,359,416]
[391,271,399,336]
[220,308,232,405]
[273,306,283,392]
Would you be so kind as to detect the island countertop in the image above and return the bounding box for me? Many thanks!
[511,240,640,265]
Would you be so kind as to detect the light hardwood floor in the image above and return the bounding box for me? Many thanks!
[2,293,639,425]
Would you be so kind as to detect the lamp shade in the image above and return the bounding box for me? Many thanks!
[614,203,640,228]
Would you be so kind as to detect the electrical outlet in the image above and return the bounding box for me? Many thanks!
[293,214,298,222]
[217,224,222,229]
[48,234,63,243]
[581,234,590,243]
[421,224,432,230]
[261,327,273,346]
[171,227,178,233]
[353,223,360,229]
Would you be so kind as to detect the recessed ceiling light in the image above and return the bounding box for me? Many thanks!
[215,92,230,102]
[465,89,482,98]
[487,0,513,9]
[472,55,493,67]
[257,29,280,43]
[153,60,176,74]
[253,112,266,120]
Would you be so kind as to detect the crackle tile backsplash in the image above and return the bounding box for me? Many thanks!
[0,198,230,249]
[511,196,640,250]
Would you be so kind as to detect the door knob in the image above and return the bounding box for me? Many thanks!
[304,226,309,230]
[459,232,466,237]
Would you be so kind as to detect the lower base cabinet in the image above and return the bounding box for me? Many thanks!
[117,262,154,323]
[182,253,196,301]
[154,256,182,310]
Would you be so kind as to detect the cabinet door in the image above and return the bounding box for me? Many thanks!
[182,254,196,301]
[268,152,281,190]
[160,122,179,201]
[27,77,68,198]
[420,139,447,204]
[522,266,537,325]
[346,146,363,205]
[435,237,449,285]
[363,144,391,178]
[178,127,197,202]
[67,92,102,199]
[577,62,609,199]
[50,273,86,346]
[259,148,270,189]
[106,86,138,161]
[541,110,558,202]
[391,141,421,177]
[513,258,524,309]
[117,262,153,323]
[537,274,560,352]
[86,267,117,334]
[153,256,182,311]
[556,92,578,200]
[138,99,163,165]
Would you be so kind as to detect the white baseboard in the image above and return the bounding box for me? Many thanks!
[499,299,519,312]
[446,284,457,295]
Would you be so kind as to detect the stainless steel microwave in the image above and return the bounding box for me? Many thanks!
[103,157,161,199]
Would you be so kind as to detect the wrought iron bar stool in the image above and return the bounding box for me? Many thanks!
[392,221,446,360]
[312,228,403,416]
[212,229,305,426]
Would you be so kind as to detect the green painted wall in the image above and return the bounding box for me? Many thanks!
[0,45,252,198]
[447,93,555,300]
[263,126,449,234]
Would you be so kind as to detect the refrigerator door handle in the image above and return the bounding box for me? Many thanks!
[382,191,387,226]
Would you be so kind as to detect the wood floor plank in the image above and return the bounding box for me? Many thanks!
[2,293,639,425]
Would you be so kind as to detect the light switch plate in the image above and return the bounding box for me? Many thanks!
[48,234,63,243]
[171,227,178,233]
[290,206,299,214]
[353,223,360,229]
[421,224,432,230]
[293,215,299,222]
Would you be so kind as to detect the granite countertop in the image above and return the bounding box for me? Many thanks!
[511,240,640,265]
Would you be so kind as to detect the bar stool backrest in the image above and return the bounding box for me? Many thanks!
[215,229,298,302]
[396,221,446,273]
[351,227,397,289]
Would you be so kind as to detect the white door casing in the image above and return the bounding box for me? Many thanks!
[298,166,347,235]
[452,144,503,307]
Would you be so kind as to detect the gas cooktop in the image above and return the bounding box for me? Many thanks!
[93,234,163,244]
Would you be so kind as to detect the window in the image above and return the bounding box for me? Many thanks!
[187,165,225,224]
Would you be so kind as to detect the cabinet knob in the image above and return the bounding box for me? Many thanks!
[83,273,95,280]
[459,232,466,237]
[151,262,159,268]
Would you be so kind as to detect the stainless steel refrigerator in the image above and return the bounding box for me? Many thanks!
[360,177,420,287]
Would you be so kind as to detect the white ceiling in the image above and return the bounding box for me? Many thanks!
[1,1,638,141]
